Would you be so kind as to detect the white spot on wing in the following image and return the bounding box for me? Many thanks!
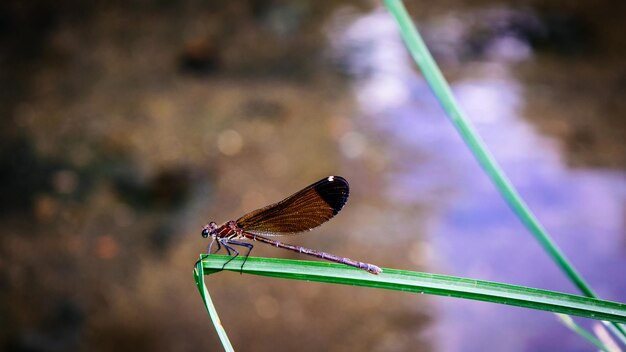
[328,176,334,182]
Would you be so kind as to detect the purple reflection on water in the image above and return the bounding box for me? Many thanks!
[329,7,626,352]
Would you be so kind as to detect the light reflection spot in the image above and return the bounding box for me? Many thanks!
[217,129,243,156]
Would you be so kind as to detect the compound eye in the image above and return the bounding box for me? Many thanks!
[201,228,210,238]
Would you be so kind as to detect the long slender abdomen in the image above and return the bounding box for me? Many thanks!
[244,233,382,274]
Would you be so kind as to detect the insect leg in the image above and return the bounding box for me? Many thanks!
[225,239,254,274]
[207,236,217,254]
[210,239,222,254]
[220,241,240,270]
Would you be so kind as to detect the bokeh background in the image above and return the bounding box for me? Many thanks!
[1,1,625,351]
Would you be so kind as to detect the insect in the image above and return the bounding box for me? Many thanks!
[201,176,382,274]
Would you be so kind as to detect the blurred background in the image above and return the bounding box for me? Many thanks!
[1,1,625,351]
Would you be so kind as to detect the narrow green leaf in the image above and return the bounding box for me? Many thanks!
[201,255,626,324]
[383,0,626,342]
[556,314,611,351]
[194,257,234,352]
[383,0,594,301]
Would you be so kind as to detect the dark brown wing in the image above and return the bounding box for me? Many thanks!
[236,176,349,236]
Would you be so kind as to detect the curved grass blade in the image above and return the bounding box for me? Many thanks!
[193,257,234,352]
[383,0,626,343]
[200,255,626,324]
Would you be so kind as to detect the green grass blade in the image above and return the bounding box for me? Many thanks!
[605,322,626,346]
[200,256,626,324]
[383,0,592,300]
[382,0,626,342]
[194,257,234,352]
[556,314,611,352]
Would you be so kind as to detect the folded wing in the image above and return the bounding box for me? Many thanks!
[236,176,349,236]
